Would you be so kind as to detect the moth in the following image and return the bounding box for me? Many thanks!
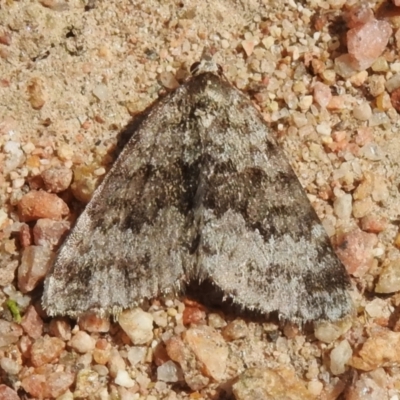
[42,51,352,322]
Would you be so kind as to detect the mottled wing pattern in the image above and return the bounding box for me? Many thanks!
[43,81,202,316]
[185,73,352,322]
[43,67,352,321]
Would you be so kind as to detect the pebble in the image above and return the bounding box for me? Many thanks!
[135,372,150,391]
[345,372,387,400]
[364,298,392,320]
[93,338,111,365]
[20,305,43,339]
[33,218,70,248]
[372,177,389,203]
[314,318,352,343]
[307,380,323,397]
[182,305,206,325]
[375,259,400,293]
[44,371,75,398]
[77,352,93,367]
[353,102,372,121]
[19,336,32,358]
[157,360,183,382]
[78,312,110,333]
[166,335,209,390]
[18,245,55,293]
[107,348,126,378]
[222,319,248,341]
[127,346,147,366]
[313,82,332,108]
[353,173,373,200]
[0,357,21,375]
[390,87,400,112]
[41,166,73,193]
[368,74,386,97]
[158,71,180,90]
[93,83,110,101]
[19,223,32,248]
[232,367,314,400]
[21,371,75,399]
[92,364,109,376]
[118,308,154,345]
[3,141,26,174]
[152,310,168,327]
[347,18,393,70]
[49,317,72,341]
[0,385,20,400]
[18,190,69,222]
[351,329,400,371]
[361,142,384,161]
[184,324,228,381]
[70,167,100,203]
[376,91,392,111]
[207,313,227,329]
[330,339,352,375]
[241,39,256,56]
[27,77,46,109]
[316,121,331,136]
[335,229,378,277]
[349,70,368,86]
[298,95,313,111]
[352,197,373,219]
[385,73,400,93]
[74,369,102,398]
[57,144,74,161]
[69,330,96,353]
[333,193,352,220]
[0,260,19,287]
[360,214,387,233]
[327,95,345,110]
[12,177,25,189]
[334,54,358,78]
[30,336,66,367]
[115,370,136,388]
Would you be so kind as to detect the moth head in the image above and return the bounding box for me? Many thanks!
[190,48,223,76]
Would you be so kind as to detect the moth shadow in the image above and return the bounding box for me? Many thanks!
[184,279,277,324]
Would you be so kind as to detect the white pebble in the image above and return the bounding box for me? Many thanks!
[385,73,400,92]
[12,178,25,189]
[316,122,331,136]
[115,370,136,388]
[361,143,384,161]
[0,357,21,375]
[330,339,352,375]
[152,310,168,327]
[127,346,147,366]
[119,308,154,345]
[353,102,372,121]
[307,380,323,396]
[365,298,392,319]
[4,141,21,154]
[3,141,25,173]
[69,331,96,353]
[333,193,352,220]
[93,84,109,101]
[314,320,351,343]
[157,360,183,382]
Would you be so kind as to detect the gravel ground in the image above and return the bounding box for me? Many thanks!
[1,0,400,399]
